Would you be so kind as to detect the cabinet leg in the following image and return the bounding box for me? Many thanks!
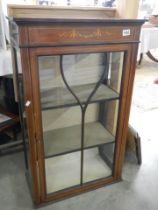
[138,53,143,65]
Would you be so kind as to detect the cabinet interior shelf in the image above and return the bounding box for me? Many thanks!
[44,122,115,158]
[41,83,119,110]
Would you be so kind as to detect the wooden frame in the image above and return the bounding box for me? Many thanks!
[8,5,144,206]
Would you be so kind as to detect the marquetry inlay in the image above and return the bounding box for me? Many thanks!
[60,28,112,39]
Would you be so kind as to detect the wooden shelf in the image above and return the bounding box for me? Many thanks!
[41,83,119,110]
[44,122,115,158]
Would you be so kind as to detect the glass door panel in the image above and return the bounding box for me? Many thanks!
[107,52,124,94]
[45,151,81,193]
[39,53,121,110]
[83,148,112,183]
[43,107,81,193]
[42,106,81,157]
[38,51,124,193]
[83,100,119,183]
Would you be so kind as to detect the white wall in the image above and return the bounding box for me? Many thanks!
[0,0,7,49]
[0,0,35,48]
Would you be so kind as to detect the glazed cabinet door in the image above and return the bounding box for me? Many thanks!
[29,44,131,201]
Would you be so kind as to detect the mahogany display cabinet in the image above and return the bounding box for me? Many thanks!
[8,5,144,206]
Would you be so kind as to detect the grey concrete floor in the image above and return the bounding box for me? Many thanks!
[0,138,158,210]
[0,56,158,210]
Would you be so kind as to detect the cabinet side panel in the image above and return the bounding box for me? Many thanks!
[114,44,139,178]
[20,48,41,204]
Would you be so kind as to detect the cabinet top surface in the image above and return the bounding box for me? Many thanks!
[8,4,145,25]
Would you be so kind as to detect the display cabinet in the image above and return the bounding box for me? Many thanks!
[8,5,144,206]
